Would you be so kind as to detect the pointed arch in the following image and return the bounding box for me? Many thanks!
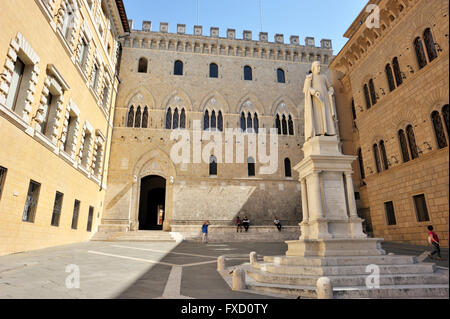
[236,93,265,115]
[127,106,135,128]
[142,107,148,128]
[162,89,194,112]
[134,106,142,128]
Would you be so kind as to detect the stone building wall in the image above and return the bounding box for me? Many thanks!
[331,0,449,246]
[102,22,334,232]
[0,0,128,255]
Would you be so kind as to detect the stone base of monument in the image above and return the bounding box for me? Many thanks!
[228,135,449,298]
[237,255,449,298]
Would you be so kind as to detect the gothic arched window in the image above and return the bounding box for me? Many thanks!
[392,57,403,87]
[277,68,286,83]
[414,37,428,69]
[134,106,141,128]
[173,108,179,129]
[288,115,294,135]
[357,148,365,179]
[248,157,255,177]
[244,65,252,81]
[209,156,217,176]
[275,115,281,135]
[423,28,438,63]
[369,79,377,105]
[398,129,410,163]
[218,111,223,132]
[127,106,134,127]
[385,64,396,92]
[379,140,389,170]
[406,125,419,159]
[209,63,218,78]
[180,108,186,129]
[364,84,371,109]
[431,111,447,149]
[373,144,381,173]
[247,112,253,132]
[138,58,148,73]
[284,158,292,177]
[165,107,172,129]
[211,110,217,130]
[282,115,288,135]
[141,107,148,128]
[240,112,246,131]
[204,110,210,131]
[253,113,259,134]
[174,60,183,75]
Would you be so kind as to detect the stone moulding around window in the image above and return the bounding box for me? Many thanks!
[60,99,81,158]
[0,32,40,124]
[91,129,106,178]
[78,120,94,169]
[56,0,81,50]
[35,65,70,144]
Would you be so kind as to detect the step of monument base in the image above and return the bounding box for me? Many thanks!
[251,261,436,277]
[246,280,449,299]
[264,255,418,266]
[246,264,446,287]
[286,238,385,257]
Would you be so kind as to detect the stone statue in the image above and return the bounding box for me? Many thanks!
[303,61,338,141]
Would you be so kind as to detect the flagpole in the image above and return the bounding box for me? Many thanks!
[259,0,263,32]
[197,0,199,25]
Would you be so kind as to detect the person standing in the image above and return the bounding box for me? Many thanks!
[235,216,243,233]
[242,216,250,232]
[273,217,282,232]
[427,225,441,260]
[202,221,210,244]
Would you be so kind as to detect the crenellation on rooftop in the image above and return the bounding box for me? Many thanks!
[127,20,333,50]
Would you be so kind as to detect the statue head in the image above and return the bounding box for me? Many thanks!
[311,61,321,75]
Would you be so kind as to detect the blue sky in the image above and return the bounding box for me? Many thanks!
[123,0,368,53]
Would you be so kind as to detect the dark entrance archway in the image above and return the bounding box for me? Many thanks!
[139,175,166,230]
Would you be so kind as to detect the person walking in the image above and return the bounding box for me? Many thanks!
[242,216,250,232]
[202,221,210,244]
[235,216,243,233]
[273,217,282,232]
[427,225,441,260]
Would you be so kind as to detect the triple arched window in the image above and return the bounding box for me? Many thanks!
[165,107,186,129]
[203,109,223,131]
[127,106,149,128]
[414,28,438,70]
[398,125,419,163]
[431,105,449,150]
[240,112,259,133]
[275,114,294,136]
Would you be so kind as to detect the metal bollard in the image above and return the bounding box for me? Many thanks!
[217,255,226,271]
[316,277,334,299]
[232,267,247,291]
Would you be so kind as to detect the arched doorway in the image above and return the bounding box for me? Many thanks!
[139,175,166,230]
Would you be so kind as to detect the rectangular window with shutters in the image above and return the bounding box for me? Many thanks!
[87,206,94,232]
[51,192,64,226]
[22,180,41,223]
[413,194,430,222]
[0,166,7,202]
[71,200,80,230]
[384,201,397,225]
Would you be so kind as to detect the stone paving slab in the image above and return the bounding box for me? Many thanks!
[0,240,447,299]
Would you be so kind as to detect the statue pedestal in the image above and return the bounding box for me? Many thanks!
[288,135,385,257]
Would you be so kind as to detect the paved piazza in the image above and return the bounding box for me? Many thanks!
[0,241,447,299]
